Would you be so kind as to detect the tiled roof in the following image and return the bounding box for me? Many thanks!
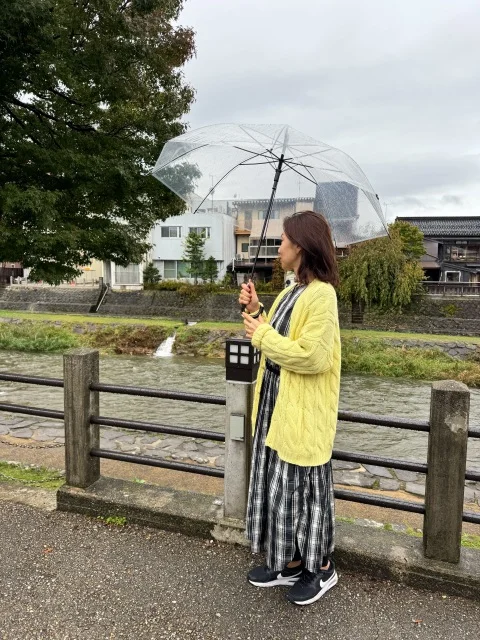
[396,217,480,238]
[235,197,313,205]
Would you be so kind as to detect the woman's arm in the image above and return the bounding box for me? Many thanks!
[250,292,337,375]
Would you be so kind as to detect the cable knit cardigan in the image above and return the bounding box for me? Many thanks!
[251,279,341,467]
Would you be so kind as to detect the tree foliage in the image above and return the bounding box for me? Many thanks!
[182,230,205,284]
[143,261,161,284]
[338,221,425,310]
[203,256,218,283]
[271,257,285,290]
[390,220,425,260]
[0,0,195,283]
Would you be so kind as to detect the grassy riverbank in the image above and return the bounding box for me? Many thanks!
[1,310,480,385]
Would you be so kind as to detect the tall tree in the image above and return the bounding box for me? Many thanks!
[271,257,285,290]
[339,221,425,311]
[182,230,205,284]
[0,0,195,283]
[203,255,218,283]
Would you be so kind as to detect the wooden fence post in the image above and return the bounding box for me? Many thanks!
[424,380,470,563]
[63,348,100,488]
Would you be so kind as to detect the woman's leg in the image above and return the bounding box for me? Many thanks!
[264,453,305,571]
[296,460,335,574]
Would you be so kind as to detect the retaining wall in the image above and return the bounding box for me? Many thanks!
[2,286,480,336]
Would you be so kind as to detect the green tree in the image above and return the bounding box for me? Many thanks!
[182,231,205,284]
[203,256,218,283]
[271,257,285,290]
[0,0,195,283]
[389,220,425,260]
[339,222,425,311]
[143,261,161,285]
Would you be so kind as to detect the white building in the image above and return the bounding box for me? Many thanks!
[151,210,236,281]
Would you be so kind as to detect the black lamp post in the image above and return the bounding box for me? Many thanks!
[225,338,260,383]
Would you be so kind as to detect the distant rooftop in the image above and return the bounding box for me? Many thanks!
[234,197,313,205]
[396,216,480,238]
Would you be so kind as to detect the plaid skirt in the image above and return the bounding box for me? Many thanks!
[245,365,335,573]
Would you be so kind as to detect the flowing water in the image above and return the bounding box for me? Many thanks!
[1,350,479,470]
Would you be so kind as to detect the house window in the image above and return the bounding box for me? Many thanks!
[161,226,182,238]
[445,271,461,283]
[249,238,281,258]
[244,210,252,228]
[164,260,177,279]
[115,263,140,284]
[163,260,191,279]
[177,261,190,278]
[188,227,211,239]
[450,247,466,261]
[258,210,279,220]
[241,242,249,253]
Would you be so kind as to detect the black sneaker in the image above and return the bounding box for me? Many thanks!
[247,564,303,588]
[286,560,338,605]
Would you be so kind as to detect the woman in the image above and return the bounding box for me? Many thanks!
[239,210,341,607]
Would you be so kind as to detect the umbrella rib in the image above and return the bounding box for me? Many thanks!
[238,124,279,151]
[232,145,280,162]
[282,160,318,186]
[152,143,210,173]
[191,148,279,214]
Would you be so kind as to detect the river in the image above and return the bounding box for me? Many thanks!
[1,350,479,470]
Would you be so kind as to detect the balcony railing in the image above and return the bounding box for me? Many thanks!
[424,281,480,296]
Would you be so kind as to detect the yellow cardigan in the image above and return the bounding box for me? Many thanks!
[251,280,341,467]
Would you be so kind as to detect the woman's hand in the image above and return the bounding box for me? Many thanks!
[242,311,265,339]
[238,280,259,313]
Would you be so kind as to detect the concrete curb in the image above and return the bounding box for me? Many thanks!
[57,477,480,600]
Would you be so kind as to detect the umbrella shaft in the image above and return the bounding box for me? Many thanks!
[249,154,284,279]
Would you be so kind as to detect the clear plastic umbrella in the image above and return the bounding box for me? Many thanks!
[152,123,387,275]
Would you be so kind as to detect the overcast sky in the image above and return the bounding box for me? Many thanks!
[178,0,479,221]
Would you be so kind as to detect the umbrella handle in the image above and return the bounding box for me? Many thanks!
[241,303,247,313]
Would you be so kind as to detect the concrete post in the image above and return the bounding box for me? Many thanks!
[424,380,470,563]
[63,348,100,488]
[224,338,259,520]
[224,381,256,520]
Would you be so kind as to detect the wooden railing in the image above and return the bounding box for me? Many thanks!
[424,282,480,296]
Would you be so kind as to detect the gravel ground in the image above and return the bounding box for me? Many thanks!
[0,502,479,640]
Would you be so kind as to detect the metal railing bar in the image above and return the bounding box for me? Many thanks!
[90,382,226,406]
[465,469,480,482]
[334,489,425,514]
[91,415,225,442]
[0,402,64,420]
[333,450,427,474]
[338,410,429,432]
[462,510,480,525]
[90,448,224,478]
[0,373,64,388]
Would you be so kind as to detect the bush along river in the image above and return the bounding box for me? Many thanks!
[1,349,480,507]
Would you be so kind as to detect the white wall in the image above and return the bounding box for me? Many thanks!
[151,211,236,280]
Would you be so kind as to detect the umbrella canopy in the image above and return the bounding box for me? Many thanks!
[152,124,387,269]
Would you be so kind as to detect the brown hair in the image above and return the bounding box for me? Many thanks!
[283,211,339,286]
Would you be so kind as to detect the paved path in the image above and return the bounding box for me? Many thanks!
[0,501,479,640]
[1,412,480,507]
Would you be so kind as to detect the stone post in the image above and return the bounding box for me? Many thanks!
[63,348,100,488]
[224,339,260,520]
[424,380,470,563]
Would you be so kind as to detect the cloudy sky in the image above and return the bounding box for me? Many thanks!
[178,0,479,221]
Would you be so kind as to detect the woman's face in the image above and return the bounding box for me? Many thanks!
[278,232,302,272]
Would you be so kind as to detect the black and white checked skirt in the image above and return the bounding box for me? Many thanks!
[245,364,335,573]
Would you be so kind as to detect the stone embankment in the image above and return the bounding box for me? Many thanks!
[3,283,480,335]
[1,413,479,507]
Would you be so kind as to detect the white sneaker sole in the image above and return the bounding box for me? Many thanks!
[248,573,302,588]
[289,571,338,605]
